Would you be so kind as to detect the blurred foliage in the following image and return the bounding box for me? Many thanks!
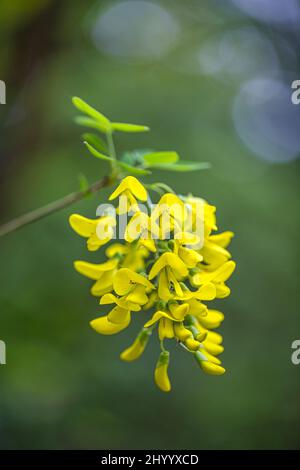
[0,0,300,450]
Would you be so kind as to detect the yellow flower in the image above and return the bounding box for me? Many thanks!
[144,310,178,340]
[74,258,118,296]
[69,214,116,251]
[190,260,236,299]
[109,176,148,214]
[184,197,217,237]
[149,252,188,301]
[151,193,187,238]
[198,231,234,271]
[154,351,171,392]
[113,268,154,307]
[71,172,236,391]
[173,232,203,268]
[125,211,159,252]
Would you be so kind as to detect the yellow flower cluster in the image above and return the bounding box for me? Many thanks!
[69,176,235,392]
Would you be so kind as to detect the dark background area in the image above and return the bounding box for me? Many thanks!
[0,0,299,449]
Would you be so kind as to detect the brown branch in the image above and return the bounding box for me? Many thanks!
[0,175,112,237]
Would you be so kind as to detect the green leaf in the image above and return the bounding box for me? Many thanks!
[143,151,179,165]
[112,122,150,133]
[82,133,108,153]
[149,161,211,172]
[117,161,151,175]
[74,116,108,133]
[72,97,111,132]
[84,142,113,161]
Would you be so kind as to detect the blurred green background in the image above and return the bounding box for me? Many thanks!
[0,0,300,450]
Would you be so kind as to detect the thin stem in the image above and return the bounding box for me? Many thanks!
[107,131,116,160]
[0,175,113,237]
[107,131,118,177]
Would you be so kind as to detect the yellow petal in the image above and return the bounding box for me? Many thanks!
[107,306,130,324]
[109,176,147,201]
[90,314,130,335]
[206,331,223,344]
[203,241,231,260]
[199,245,229,271]
[202,340,224,356]
[125,212,157,243]
[148,252,188,280]
[209,231,234,248]
[105,243,128,258]
[69,214,97,237]
[204,203,217,233]
[194,261,236,285]
[196,331,208,342]
[91,271,114,296]
[152,193,185,219]
[143,291,158,310]
[199,309,224,329]
[100,293,141,311]
[144,310,178,328]
[99,293,117,305]
[186,299,208,316]
[113,268,154,296]
[124,213,142,243]
[178,246,203,268]
[125,285,148,305]
[193,282,216,300]
[215,283,231,298]
[154,351,171,392]
[117,192,140,215]
[74,259,118,280]
[87,232,113,251]
[167,268,184,297]
[185,337,201,351]
[174,323,192,341]
[158,269,173,302]
[174,231,200,246]
[158,317,174,340]
[200,361,225,375]
[196,349,221,365]
[140,238,156,252]
[169,302,189,320]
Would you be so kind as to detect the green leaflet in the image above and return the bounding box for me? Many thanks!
[74,116,108,133]
[72,97,111,132]
[112,122,150,133]
[82,133,108,153]
[149,161,211,172]
[84,142,113,161]
[143,151,179,165]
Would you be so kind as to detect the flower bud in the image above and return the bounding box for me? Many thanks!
[120,328,151,361]
[185,337,201,351]
[194,351,225,375]
[154,351,171,392]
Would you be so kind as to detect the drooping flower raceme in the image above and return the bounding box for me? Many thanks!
[70,175,235,392]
